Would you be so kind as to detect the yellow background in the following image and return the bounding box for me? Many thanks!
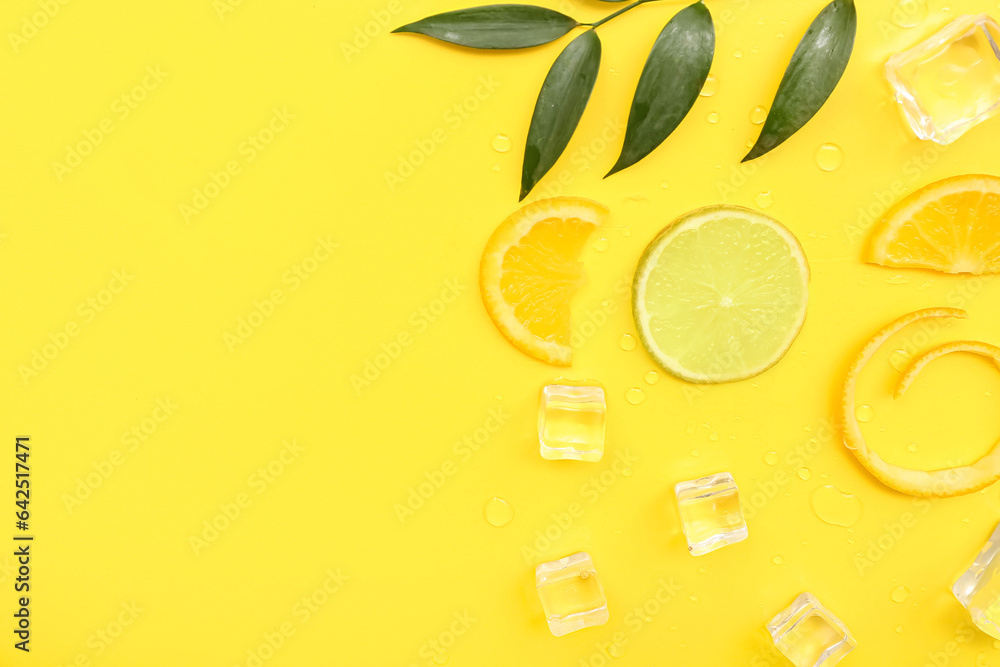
[2,0,1000,664]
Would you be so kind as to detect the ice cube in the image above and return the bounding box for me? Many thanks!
[953,522,1000,639]
[674,472,748,556]
[535,551,609,637]
[538,384,605,462]
[886,14,1000,144]
[768,592,856,667]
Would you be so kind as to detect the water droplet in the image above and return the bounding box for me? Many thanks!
[855,405,875,422]
[621,467,633,478]
[797,467,812,481]
[908,443,919,453]
[755,191,773,209]
[895,625,905,634]
[484,497,514,527]
[621,227,631,237]
[491,163,501,172]
[700,74,718,97]
[689,594,699,603]
[733,50,744,58]
[709,432,720,442]
[660,181,670,190]
[625,387,646,405]
[433,653,449,665]
[494,394,503,401]
[644,370,660,385]
[619,333,637,351]
[765,451,780,466]
[592,236,610,252]
[891,585,911,603]
[889,349,913,372]
[608,68,619,76]
[772,555,784,565]
[707,111,720,124]
[691,449,702,457]
[746,138,755,149]
[891,0,929,28]
[815,143,843,171]
[811,485,864,527]
[757,17,766,25]
[608,643,627,658]
[750,106,768,124]
[491,134,512,153]
[886,274,910,285]
[777,32,785,39]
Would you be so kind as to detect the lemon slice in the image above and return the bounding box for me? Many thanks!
[840,308,1000,497]
[480,197,608,366]
[632,205,810,383]
[865,174,1000,274]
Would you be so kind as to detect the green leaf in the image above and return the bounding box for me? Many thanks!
[392,4,579,49]
[521,30,601,200]
[743,0,856,162]
[607,1,714,177]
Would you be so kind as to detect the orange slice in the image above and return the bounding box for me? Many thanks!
[865,174,1000,274]
[480,197,608,366]
[841,308,1000,497]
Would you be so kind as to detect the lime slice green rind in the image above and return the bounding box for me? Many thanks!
[632,205,810,384]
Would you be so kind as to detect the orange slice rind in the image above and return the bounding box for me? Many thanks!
[480,197,608,366]
[865,174,1000,275]
[838,308,1000,498]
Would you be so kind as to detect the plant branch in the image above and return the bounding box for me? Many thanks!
[585,0,658,29]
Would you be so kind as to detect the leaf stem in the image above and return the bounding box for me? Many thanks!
[585,0,656,29]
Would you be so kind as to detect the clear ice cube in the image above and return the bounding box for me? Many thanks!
[953,522,1000,639]
[886,14,1000,144]
[768,592,856,667]
[535,551,609,637]
[538,384,605,462]
[674,472,748,556]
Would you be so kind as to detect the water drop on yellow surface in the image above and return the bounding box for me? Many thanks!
[608,643,627,658]
[491,164,501,172]
[815,143,843,171]
[797,467,812,481]
[592,237,610,252]
[691,449,702,457]
[891,586,911,603]
[707,111,720,124]
[891,0,929,27]
[855,405,875,422]
[700,74,718,97]
[621,227,631,237]
[644,370,660,385]
[484,497,514,527]
[660,181,670,189]
[750,106,768,124]
[494,394,503,401]
[777,32,785,39]
[734,50,744,58]
[619,333,637,351]
[811,485,863,527]
[709,432,720,442]
[689,595,699,603]
[622,467,633,478]
[755,191,773,209]
[889,349,913,372]
[908,443,919,453]
[490,134,512,153]
[895,625,905,634]
[886,274,910,285]
[765,451,780,466]
[625,387,646,405]
[773,556,784,565]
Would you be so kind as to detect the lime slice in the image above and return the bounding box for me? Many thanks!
[632,205,810,383]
